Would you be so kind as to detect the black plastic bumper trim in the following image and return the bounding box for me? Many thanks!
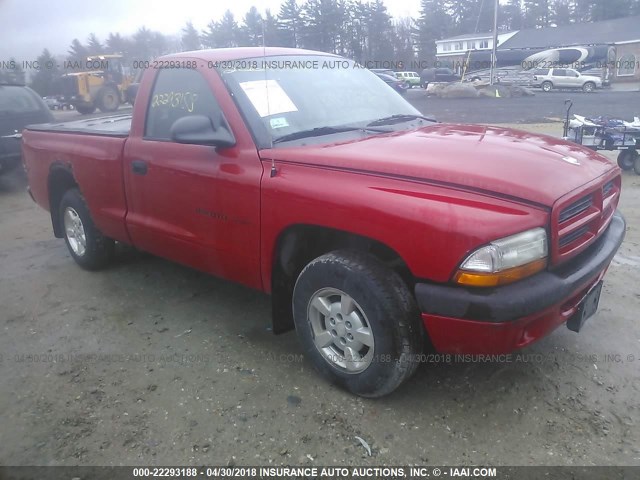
[415,212,626,323]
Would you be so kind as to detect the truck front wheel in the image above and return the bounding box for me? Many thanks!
[97,87,121,113]
[76,104,96,115]
[59,188,114,270]
[292,251,423,397]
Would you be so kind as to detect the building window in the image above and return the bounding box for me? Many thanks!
[617,54,637,77]
[468,41,476,49]
[454,42,464,51]
[479,40,489,49]
[443,43,452,52]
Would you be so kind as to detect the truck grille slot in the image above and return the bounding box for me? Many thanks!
[559,226,589,248]
[552,175,620,265]
[559,194,593,223]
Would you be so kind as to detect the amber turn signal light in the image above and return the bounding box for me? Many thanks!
[454,258,547,287]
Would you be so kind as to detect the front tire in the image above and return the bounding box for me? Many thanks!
[76,104,96,115]
[583,82,596,93]
[59,188,114,270]
[541,81,553,92]
[97,87,121,113]
[293,251,423,397]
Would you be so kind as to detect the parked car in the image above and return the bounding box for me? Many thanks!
[43,96,74,111]
[374,72,409,95]
[0,82,53,175]
[395,71,421,87]
[532,68,602,93]
[579,66,611,87]
[22,47,625,397]
[420,67,461,88]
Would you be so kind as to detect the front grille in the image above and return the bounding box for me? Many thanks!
[559,225,589,248]
[552,175,620,264]
[559,194,593,223]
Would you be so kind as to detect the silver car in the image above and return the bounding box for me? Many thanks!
[532,68,603,93]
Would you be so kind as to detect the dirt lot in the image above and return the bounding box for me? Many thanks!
[1,123,639,467]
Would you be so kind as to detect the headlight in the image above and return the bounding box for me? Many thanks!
[454,228,548,287]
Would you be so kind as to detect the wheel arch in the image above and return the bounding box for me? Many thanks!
[48,163,79,238]
[269,223,414,335]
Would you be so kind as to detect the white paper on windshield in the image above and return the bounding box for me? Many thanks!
[239,80,298,118]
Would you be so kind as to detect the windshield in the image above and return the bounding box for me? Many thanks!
[219,55,421,146]
[0,85,43,114]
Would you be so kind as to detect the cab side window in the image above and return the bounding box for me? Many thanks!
[145,68,222,141]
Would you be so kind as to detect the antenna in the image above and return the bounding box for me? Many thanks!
[263,19,277,178]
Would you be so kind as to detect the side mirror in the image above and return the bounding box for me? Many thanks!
[170,114,236,148]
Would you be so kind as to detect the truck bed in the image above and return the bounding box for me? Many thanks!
[25,114,131,137]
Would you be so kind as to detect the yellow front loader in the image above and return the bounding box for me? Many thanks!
[58,55,133,114]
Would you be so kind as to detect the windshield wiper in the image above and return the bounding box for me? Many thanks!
[366,114,437,127]
[272,125,390,144]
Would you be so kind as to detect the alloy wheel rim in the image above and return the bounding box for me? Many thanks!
[307,288,375,374]
[63,207,87,256]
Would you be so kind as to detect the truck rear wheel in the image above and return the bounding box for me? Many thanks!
[59,188,114,270]
[292,250,423,397]
[97,87,121,113]
[617,150,635,170]
[632,151,640,175]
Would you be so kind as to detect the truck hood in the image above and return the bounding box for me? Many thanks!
[262,124,616,207]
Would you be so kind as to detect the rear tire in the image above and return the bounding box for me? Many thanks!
[617,150,635,170]
[97,87,121,113]
[632,151,640,175]
[292,250,423,397]
[541,81,553,92]
[59,188,114,270]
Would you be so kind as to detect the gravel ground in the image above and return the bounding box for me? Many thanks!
[0,123,639,467]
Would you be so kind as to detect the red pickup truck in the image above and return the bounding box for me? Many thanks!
[23,48,625,397]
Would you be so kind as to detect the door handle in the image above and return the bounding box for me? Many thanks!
[131,160,148,175]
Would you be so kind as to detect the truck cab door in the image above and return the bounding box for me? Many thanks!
[123,66,263,289]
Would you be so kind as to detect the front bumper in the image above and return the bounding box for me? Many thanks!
[415,212,626,354]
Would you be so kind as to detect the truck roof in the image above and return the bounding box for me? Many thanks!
[160,47,338,62]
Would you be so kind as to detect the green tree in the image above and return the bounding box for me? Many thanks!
[523,0,552,28]
[263,9,282,46]
[31,49,59,96]
[106,33,130,56]
[589,0,633,21]
[241,6,263,47]
[367,0,394,62]
[417,0,450,60]
[391,17,416,68]
[500,0,525,30]
[181,21,201,51]
[67,38,89,63]
[87,33,103,55]
[278,0,302,47]
[552,0,574,25]
[300,0,346,53]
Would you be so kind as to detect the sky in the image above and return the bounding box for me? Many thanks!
[0,0,423,62]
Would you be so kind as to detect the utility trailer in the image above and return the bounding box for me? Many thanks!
[562,100,640,174]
